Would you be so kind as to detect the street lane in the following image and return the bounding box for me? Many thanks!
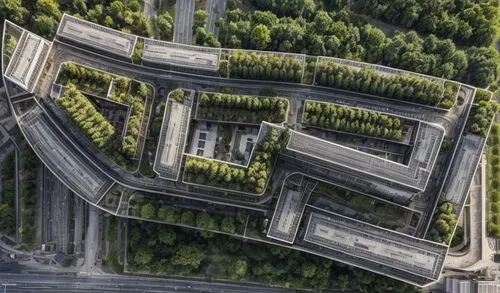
[173,0,195,44]
[0,272,304,293]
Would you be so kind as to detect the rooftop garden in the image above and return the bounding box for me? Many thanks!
[227,50,303,83]
[2,35,17,71]
[302,101,404,141]
[427,201,457,245]
[315,62,446,108]
[468,101,499,137]
[184,126,289,195]
[55,62,153,168]
[487,123,500,237]
[196,92,289,124]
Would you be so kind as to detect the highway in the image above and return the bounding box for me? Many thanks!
[173,0,195,44]
[0,272,305,293]
[206,0,226,34]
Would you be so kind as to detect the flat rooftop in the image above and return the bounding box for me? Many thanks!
[267,174,315,244]
[19,106,113,203]
[4,30,50,92]
[287,122,443,191]
[153,100,191,180]
[57,14,137,57]
[143,39,220,71]
[303,211,446,280]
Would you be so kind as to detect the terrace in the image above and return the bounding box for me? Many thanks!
[4,30,50,92]
[287,122,444,191]
[143,39,221,71]
[153,90,193,181]
[188,122,260,167]
[57,14,137,58]
[302,210,447,281]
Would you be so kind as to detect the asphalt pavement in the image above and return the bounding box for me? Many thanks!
[0,272,305,293]
[173,0,195,44]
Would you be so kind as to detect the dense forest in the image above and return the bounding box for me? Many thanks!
[303,101,404,140]
[216,0,498,88]
[127,220,420,292]
[352,0,498,48]
[185,127,288,194]
[0,151,16,236]
[0,0,173,40]
[197,92,289,123]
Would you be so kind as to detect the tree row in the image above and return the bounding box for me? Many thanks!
[303,101,404,140]
[19,142,39,249]
[57,62,112,97]
[487,124,500,237]
[197,92,288,123]
[468,101,499,137]
[110,78,150,158]
[315,61,445,107]
[57,85,115,149]
[228,50,303,83]
[427,201,457,245]
[131,202,247,236]
[185,127,288,194]
[0,151,16,236]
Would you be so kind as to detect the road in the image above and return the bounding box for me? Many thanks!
[0,272,305,293]
[173,0,195,44]
[142,0,157,22]
[206,0,226,34]
[41,166,71,253]
[444,154,497,270]
[83,205,99,273]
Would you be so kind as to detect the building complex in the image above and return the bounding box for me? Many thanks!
[1,14,493,288]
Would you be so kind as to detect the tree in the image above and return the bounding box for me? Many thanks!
[250,24,271,50]
[154,12,174,40]
[33,15,58,38]
[158,227,176,245]
[171,244,206,270]
[196,212,217,231]
[180,211,194,225]
[230,259,247,279]
[140,203,157,219]
[0,0,28,25]
[301,262,317,278]
[170,89,185,103]
[36,0,62,19]
[221,216,236,234]
[134,248,153,266]
[193,9,208,31]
